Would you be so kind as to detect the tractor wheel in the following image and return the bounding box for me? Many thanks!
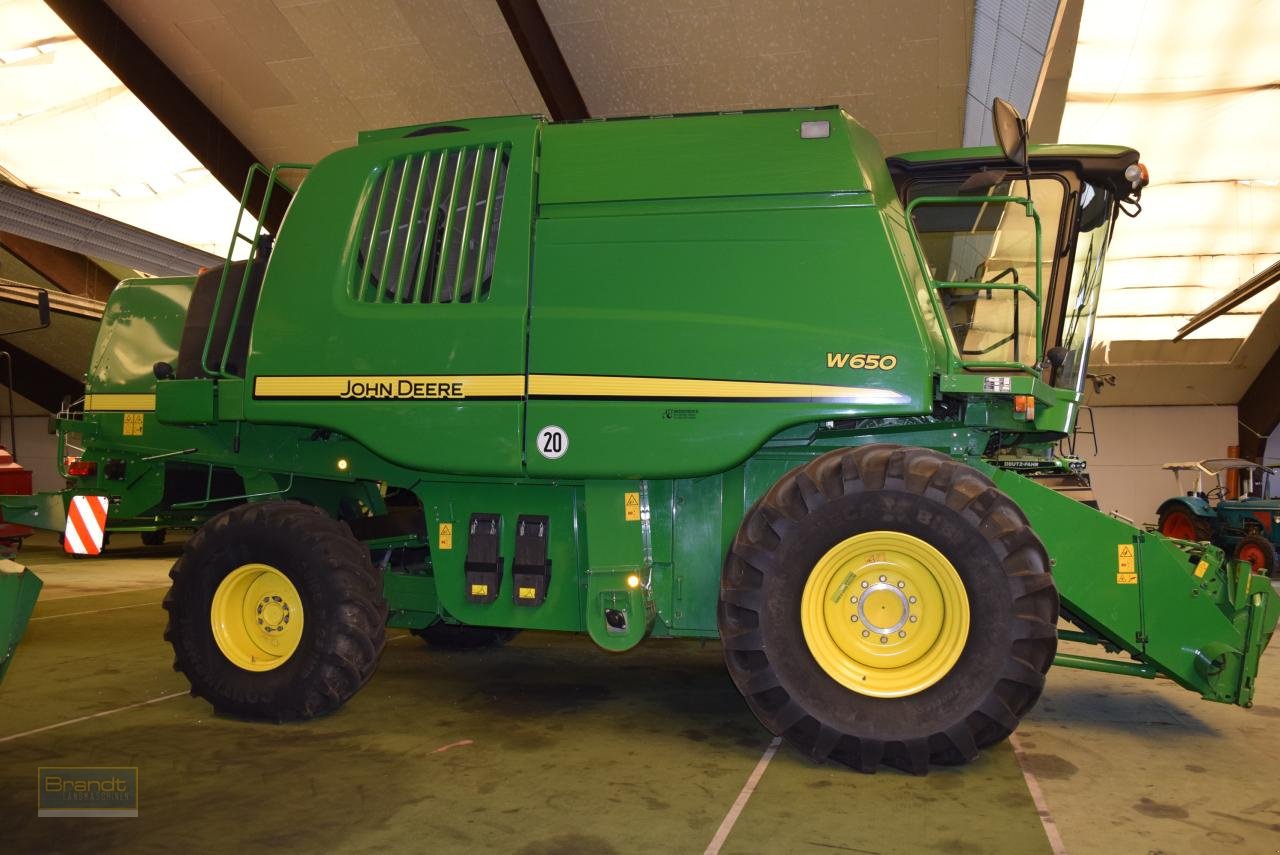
[163,501,387,721]
[1234,534,1277,578]
[1157,506,1212,542]
[413,623,521,650]
[719,444,1058,774]
[141,529,167,547]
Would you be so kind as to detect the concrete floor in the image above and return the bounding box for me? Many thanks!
[2,531,1278,854]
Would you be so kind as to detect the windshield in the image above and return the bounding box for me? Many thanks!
[1057,182,1112,394]
[908,177,1066,369]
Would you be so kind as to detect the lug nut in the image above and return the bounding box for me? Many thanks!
[879,636,888,644]
[850,596,858,604]
[898,630,907,638]
[861,630,870,638]
[861,581,869,588]
[879,575,887,582]
[897,581,906,589]
[909,615,918,623]
[908,596,917,604]
[850,615,858,623]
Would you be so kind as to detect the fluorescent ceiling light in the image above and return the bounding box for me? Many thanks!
[0,0,248,261]
[1059,0,1280,342]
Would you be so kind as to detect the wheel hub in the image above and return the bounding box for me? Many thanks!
[211,563,305,672]
[801,531,970,698]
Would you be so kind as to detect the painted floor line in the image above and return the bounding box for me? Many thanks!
[704,736,782,855]
[430,739,473,754]
[30,601,160,621]
[0,691,188,744]
[1008,732,1068,855]
[38,584,171,602]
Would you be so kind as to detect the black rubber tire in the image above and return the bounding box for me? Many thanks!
[412,623,521,650]
[163,501,387,721]
[1234,534,1277,578]
[141,529,167,547]
[719,444,1059,774]
[1157,505,1212,542]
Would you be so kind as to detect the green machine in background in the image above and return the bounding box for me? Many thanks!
[2,98,1275,772]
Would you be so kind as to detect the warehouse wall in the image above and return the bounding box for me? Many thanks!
[1077,405,1239,525]
[11,416,62,494]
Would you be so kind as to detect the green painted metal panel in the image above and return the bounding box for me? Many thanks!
[0,563,41,685]
[539,108,868,205]
[86,278,194,394]
[242,120,540,476]
[525,200,933,478]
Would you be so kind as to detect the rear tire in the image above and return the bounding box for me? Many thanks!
[1234,534,1277,578]
[163,501,387,721]
[1157,506,1212,542]
[413,623,520,650]
[141,529,167,547]
[719,444,1058,774]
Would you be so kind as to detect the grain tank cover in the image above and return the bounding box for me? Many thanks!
[538,107,874,205]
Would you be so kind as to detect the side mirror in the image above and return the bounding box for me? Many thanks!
[992,98,1029,170]
[37,290,50,328]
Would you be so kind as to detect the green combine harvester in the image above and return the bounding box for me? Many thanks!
[2,99,1275,772]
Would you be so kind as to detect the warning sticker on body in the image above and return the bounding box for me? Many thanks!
[439,522,453,550]
[624,492,640,521]
[1116,543,1137,584]
[123,413,144,436]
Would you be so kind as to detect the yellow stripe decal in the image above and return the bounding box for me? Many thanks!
[84,394,156,412]
[253,375,524,399]
[528,374,910,403]
[251,374,909,403]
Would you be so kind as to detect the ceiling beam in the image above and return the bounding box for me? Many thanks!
[0,338,82,414]
[0,232,116,302]
[1238,341,1280,461]
[496,0,589,121]
[44,0,290,233]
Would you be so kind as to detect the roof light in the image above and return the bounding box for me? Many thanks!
[800,121,830,139]
[1124,162,1150,189]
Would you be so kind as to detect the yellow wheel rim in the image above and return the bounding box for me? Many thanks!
[801,531,969,698]
[210,563,305,672]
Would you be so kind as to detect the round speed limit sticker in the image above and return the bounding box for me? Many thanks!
[536,425,568,460]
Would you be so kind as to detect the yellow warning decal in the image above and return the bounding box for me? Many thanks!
[1194,560,1210,578]
[1117,543,1137,584]
[439,522,453,551]
[624,491,640,521]
[518,587,537,599]
[122,413,144,436]
[470,584,488,597]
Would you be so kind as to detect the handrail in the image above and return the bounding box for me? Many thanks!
[202,162,312,377]
[904,194,1044,374]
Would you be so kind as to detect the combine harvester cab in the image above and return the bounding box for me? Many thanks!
[1,99,1276,769]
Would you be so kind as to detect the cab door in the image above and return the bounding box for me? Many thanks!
[245,118,537,476]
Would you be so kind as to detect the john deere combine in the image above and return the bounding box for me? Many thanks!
[3,100,1275,770]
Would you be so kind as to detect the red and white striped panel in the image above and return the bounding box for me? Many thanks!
[64,495,109,556]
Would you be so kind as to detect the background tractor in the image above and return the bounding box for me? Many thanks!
[1,99,1276,770]
[1157,459,1279,577]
